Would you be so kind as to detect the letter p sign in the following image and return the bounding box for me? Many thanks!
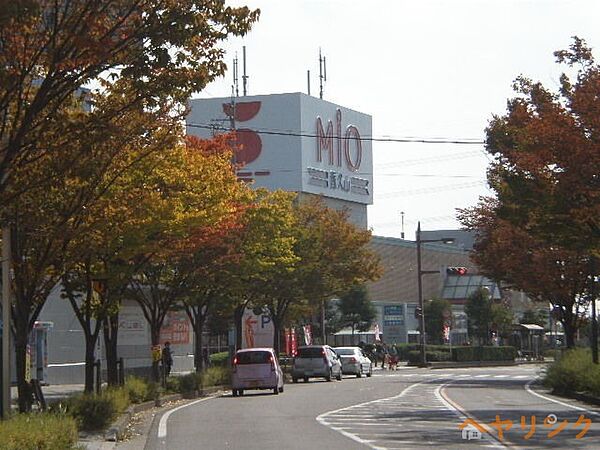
[261,315,272,329]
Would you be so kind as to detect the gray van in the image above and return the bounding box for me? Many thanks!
[291,345,342,383]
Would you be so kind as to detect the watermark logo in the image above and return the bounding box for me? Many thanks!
[459,414,592,441]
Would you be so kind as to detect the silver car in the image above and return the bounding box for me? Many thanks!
[334,346,373,377]
[291,345,342,383]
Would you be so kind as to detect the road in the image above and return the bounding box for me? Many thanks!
[141,365,600,450]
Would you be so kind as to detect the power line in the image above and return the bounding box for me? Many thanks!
[375,181,487,199]
[186,122,485,145]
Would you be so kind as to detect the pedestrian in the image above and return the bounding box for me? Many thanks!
[162,341,173,377]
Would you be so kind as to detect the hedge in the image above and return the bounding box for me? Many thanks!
[407,350,452,363]
[0,413,79,450]
[451,346,516,362]
[209,351,230,367]
[543,348,600,396]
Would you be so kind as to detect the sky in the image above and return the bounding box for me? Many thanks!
[195,0,600,240]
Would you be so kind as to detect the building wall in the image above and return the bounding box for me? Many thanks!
[366,235,473,343]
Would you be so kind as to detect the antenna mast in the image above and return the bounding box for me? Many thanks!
[232,53,239,97]
[307,70,311,96]
[319,48,326,99]
[400,211,405,239]
[242,46,248,96]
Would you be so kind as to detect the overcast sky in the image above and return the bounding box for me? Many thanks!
[196,0,600,239]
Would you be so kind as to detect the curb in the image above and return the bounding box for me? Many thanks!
[104,385,227,442]
[551,390,600,408]
[428,361,517,369]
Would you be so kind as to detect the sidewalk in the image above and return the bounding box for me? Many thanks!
[10,383,85,403]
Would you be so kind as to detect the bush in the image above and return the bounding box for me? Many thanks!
[394,344,450,361]
[125,376,149,403]
[0,413,79,450]
[67,393,114,431]
[209,351,230,367]
[543,348,600,396]
[200,366,231,388]
[67,388,130,431]
[177,373,201,394]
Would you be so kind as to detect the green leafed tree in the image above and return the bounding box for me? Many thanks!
[338,284,377,339]
[424,298,452,345]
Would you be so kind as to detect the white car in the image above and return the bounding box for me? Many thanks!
[231,348,284,396]
[334,346,373,377]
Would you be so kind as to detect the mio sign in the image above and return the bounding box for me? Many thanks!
[302,96,372,204]
[186,93,373,205]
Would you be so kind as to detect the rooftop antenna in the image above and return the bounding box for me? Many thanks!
[232,53,239,97]
[307,70,311,96]
[242,46,248,96]
[319,48,326,99]
[400,211,405,239]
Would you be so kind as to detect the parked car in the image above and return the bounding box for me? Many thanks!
[231,348,284,397]
[334,346,373,377]
[291,345,342,383]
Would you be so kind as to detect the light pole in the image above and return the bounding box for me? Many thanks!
[416,222,454,366]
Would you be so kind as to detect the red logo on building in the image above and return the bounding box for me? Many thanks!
[223,102,262,165]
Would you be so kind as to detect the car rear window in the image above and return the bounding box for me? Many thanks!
[296,347,324,358]
[335,349,355,355]
[236,351,272,364]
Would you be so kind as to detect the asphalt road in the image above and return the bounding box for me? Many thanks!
[142,364,600,450]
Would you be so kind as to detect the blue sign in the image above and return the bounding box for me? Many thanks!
[384,305,403,316]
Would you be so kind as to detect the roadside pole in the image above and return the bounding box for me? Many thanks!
[1,226,11,418]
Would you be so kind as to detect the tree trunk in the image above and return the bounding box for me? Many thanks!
[234,305,244,350]
[272,318,281,355]
[103,312,119,386]
[194,317,205,373]
[150,326,161,382]
[84,333,99,393]
[14,326,31,413]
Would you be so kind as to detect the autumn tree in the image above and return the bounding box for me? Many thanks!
[258,197,382,353]
[458,37,599,348]
[0,0,259,195]
[123,136,245,379]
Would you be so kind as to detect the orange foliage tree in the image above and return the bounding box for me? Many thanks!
[459,37,599,347]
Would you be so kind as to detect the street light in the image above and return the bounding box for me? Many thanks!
[416,221,454,366]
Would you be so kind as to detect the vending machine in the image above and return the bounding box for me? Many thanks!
[29,321,53,384]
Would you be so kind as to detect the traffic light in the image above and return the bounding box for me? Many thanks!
[446,266,468,275]
[414,306,423,319]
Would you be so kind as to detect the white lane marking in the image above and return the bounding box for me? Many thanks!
[316,379,430,450]
[512,375,529,379]
[435,383,507,449]
[524,381,600,417]
[493,375,509,378]
[157,396,215,439]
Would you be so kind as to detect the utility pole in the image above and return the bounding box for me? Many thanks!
[591,256,598,364]
[416,222,426,366]
[1,225,11,418]
[415,221,454,366]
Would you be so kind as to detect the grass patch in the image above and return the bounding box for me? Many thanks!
[0,412,79,450]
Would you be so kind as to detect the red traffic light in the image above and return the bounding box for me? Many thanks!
[447,266,468,275]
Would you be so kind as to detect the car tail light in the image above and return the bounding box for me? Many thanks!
[350,357,357,363]
[322,349,328,363]
[232,356,238,372]
[269,355,276,371]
